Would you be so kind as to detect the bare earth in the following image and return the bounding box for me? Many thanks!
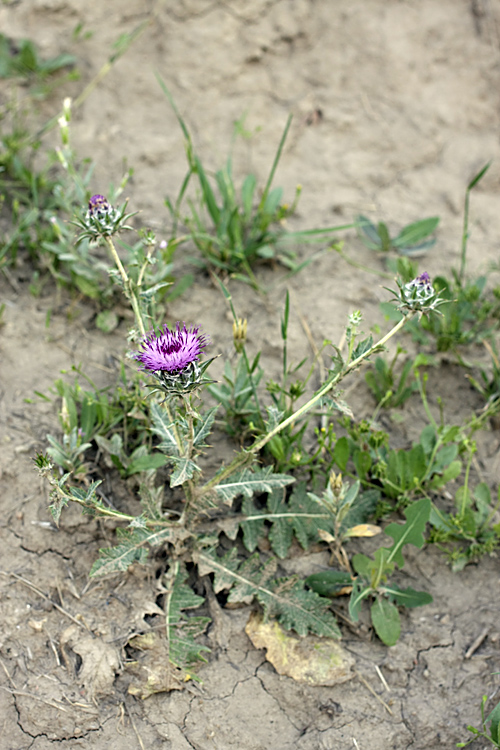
[1,2,500,749]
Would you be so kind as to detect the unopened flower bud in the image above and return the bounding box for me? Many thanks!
[73,194,137,242]
[329,470,343,496]
[388,272,446,315]
[233,318,247,353]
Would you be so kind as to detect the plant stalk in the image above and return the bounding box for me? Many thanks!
[104,236,146,337]
[201,313,412,492]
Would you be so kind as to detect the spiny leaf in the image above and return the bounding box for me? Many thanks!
[90,526,178,577]
[164,562,211,669]
[196,549,340,638]
[139,480,164,520]
[193,406,218,447]
[267,488,295,558]
[240,484,336,558]
[288,483,335,550]
[214,466,295,506]
[169,457,200,487]
[150,402,180,457]
[240,496,266,552]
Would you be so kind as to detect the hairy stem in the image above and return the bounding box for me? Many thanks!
[104,236,146,337]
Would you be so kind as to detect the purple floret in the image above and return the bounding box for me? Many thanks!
[88,194,111,216]
[133,323,208,373]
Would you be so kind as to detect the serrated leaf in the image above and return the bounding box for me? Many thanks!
[384,496,431,568]
[352,335,373,361]
[240,497,266,552]
[49,494,69,526]
[196,549,340,638]
[267,488,295,558]
[193,406,218,447]
[139,480,164,521]
[289,483,335,550]
[90,526,178,577]
[214,466,295,506]
[228,554,279,605]
[371,597,401,646]
[164,562,211,669]
[150,402,180,457]
[169,457,200,487]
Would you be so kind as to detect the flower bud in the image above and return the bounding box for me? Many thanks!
[72,195,137,242]
[232,318,247,353]
[388,272,446,315]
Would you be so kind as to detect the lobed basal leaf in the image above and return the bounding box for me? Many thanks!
[90,526,182,577]
[214,466,295,506]
[196,548,340,638]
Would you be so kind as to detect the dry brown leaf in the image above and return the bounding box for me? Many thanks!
[345,524,381,538]
[60,625,120,699]
[245,612,355,686]
[126,632,185,699]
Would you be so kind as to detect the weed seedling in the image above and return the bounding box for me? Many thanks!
[457,693,500,748]
[356,214,439,257]
[159,77,354,289]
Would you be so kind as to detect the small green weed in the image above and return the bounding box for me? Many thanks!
[0,32,76,91]
[408,164,500,355]
[308,497,433,646]
[159,76,353,289]
[365,346,430,410]
[457,693,500,748]
[356,214,439,257]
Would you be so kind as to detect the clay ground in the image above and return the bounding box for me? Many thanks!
[1,1,500,748]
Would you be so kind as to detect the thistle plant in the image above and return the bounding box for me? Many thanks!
[35,190,443,686]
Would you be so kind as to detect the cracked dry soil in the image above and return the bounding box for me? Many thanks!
[1,1,500,748]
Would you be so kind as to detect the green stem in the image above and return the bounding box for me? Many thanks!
[333,245,394,280]
[459,187,470,287]
[252,313,409,454]
[104,236,146,337]
[201,313,412,492]
[69,496,174,526]
[459,449,473,519]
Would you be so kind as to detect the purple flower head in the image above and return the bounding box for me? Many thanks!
[88,194,112,218]
[133,323,208,374]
